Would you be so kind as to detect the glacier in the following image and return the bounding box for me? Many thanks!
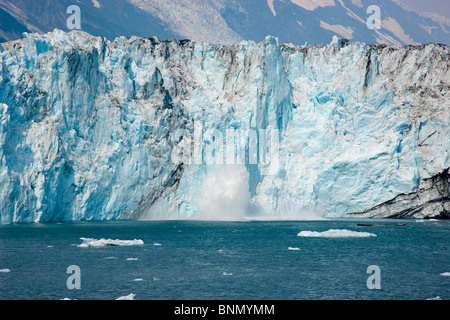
[0,29,449,223]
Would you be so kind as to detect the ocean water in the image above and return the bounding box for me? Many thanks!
[0,219,449,300]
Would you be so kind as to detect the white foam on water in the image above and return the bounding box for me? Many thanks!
[426,296,442,300]
[0,269,11,273]
[223,272,233,276]
[133,278,144,281]
[126,258,139,261]
[153,243,162,246]
[440,272,450,276]
[116,293,135,300]
[288,247,300,250]
[297,229,376,238]
[78,238,144,247]
[247,209,327,221]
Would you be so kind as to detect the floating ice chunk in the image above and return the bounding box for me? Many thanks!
[288,247,300,250]
[440,272,450,276]
[78,237,144,247]
[0,269,11,273]
[153,277,160,281]
[126,258,138,261]
[426,296,442,300]
[223,272,233,276]
[133,278,144,281]
[104,256,119,259]
[47,245,54,248]
[297,229,376,238]
[153,243,162,246]
[116,293,136,300]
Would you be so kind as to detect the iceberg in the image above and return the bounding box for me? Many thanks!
[116,293,136,300]
[0,30,448,222]
[297,229,377,238]
[77,237,144,247]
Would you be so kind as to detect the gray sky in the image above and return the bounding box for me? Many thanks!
[399,0,450,19]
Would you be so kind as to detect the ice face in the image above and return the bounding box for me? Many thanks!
[0,30,448,222]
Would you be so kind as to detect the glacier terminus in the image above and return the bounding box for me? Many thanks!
[0,30,449,223]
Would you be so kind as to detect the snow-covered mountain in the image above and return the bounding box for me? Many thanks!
[0,0,449,46]
[0,30,448,222]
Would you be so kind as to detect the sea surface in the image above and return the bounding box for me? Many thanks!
[0,219,449,300]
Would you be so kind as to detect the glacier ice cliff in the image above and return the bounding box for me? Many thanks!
[0,30,449,223]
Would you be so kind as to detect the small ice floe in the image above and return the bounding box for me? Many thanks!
[78,237,144,247]
[60,298,74,300]
[153,243,162,246]
[116,293,136,300]
[0,268,11,273]
[223,272,233,276]
[426,296,442,300]
[126,258,138,261]
[440,272,450,276]
[288,247,300,251]
[153,277,160,281]
[133,278,144,281]
[297,229,376,238]
[47,245,54,248]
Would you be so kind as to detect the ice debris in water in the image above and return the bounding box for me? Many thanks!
[297,229,376,238]
[116,293,136,300]
[0,269,11,273]
[78,237,144,247]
